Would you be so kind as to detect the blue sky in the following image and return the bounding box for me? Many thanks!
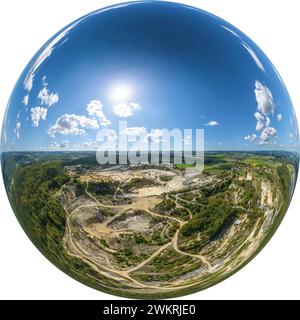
[1,1,299,152]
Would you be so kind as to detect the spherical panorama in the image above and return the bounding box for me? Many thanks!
[1,1,299,299]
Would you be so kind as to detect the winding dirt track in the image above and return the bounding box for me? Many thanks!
[56,161,284,295]
[61,167,269,292]
[62,171,215,291]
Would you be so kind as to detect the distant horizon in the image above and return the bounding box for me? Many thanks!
[1,149,299,154]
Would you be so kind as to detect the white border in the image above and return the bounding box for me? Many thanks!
[0,0,299,299]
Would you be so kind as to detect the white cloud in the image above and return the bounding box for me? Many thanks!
[205,121,219,127]
[242,43,265,72]
[288,133,294,144]
[245,82,279,146]
[14,122,21,139]
[86,100,111,126]
[147,129,166,144]
[255,80,275,116]
[73,141,100,149]
[96,130,118,144]
[183,135,192,145]
[259,127,277,144]
[250,82,278,145]
[2,128,7,144]
[121,126,147,142]
[113,102,141,118]
[277,114,283,122]
[122,126,147,136]
[254,112,265,131]
[50,142,60,149]
[244,134,257,142]
[130,102,141,110]
[31,107,48,127]
[50,140,68,149]
[82,141,98,148]
[23,19,83,93]
[60,140,69,148]
[42,75,48,87]
[48,114,99,137]
[24,73,34,92]
[38,87,59,107]
[23,95,29,106]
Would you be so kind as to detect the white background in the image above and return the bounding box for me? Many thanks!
[0,0,299,300]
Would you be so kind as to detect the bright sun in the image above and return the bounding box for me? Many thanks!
[109,83,132,102]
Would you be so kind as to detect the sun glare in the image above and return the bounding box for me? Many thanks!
[109,83,132,102]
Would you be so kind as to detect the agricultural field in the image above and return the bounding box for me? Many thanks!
[1,150,298,298]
